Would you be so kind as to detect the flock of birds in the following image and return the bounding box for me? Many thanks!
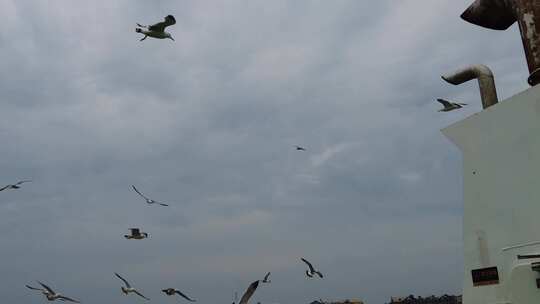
[3,12,467,304]
[1,14,315,299]
[8,159,322,303]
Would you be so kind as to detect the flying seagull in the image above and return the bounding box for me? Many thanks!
[162,288,196,302]
[295,146,306,151]
[437,98,467,112]
[132,185,169,206]
[238,280,259,304]
[262,272,271,283]
[115,272,150,301]
[301,258,323,278]
[0,180,31,192]
[124,228,148,240]
[26,281,81,303]
[136,15,176,41]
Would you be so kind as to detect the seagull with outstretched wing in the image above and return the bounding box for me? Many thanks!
[132,185,169,206]
[301,258,323,278]
[0,180,31,192]
[26,281,80,303]
[124,228,149,240]
[115,272,150,301]
[162,288,196,302]
[136,15,176,41]
[437,98,467,112]
[262,272,271,283]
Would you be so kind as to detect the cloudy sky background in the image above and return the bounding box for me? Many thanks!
[0,1,530,304]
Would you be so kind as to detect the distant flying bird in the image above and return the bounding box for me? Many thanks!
[162,288,196,302]
[136,15,176,41]
[301,258,323,278]
[115,273,150,301]
[262,272,271,283]
[437,98,467,112]
[295,146,306,151]
[132,185,169,206]
[238,281,259,304]
[124,228,148,240]
[0,180,31,192]
[26,281,80,303]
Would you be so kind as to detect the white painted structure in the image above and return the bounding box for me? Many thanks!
[442,85,540,304]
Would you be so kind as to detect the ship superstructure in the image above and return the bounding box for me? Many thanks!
[441,1,540,304]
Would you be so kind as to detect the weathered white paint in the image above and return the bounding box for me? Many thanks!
[442,84,540,304]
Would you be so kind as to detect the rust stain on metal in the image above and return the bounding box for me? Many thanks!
[514,0,540,85]
[462,0,540,85]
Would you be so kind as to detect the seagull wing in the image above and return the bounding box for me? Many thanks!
[132,185,169,206]
[300,258,316,272]
[148,15,176,32]
[26,285,43,291]
[263,272,271,281]
[114,273,131,288]
[16,180,31,185]
[436,98,452,108]
[37,281,55,294]
[0,185,10,191]
[238,280,259,304]
[134,290,150,300]
[175,290,196,302]
[316,271,324,278]
[132,185,151,201]
[58,295,81,303]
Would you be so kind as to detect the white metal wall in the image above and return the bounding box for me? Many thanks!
[442,85,540,304]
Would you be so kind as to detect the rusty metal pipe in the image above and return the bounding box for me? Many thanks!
[461,0,540,86]
[513,0,540,85]
[442,64,499,109]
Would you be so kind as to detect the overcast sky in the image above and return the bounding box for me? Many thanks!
[0,1,530,304]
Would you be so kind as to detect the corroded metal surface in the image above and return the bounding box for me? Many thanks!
[442,64,499,109]
[462,0,540,85]
[514,0,540,85]
[461,0,515,30]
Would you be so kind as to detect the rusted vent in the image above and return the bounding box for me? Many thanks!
[462,0,540,86]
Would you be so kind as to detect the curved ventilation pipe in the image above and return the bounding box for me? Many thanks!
[442,64,499,109]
